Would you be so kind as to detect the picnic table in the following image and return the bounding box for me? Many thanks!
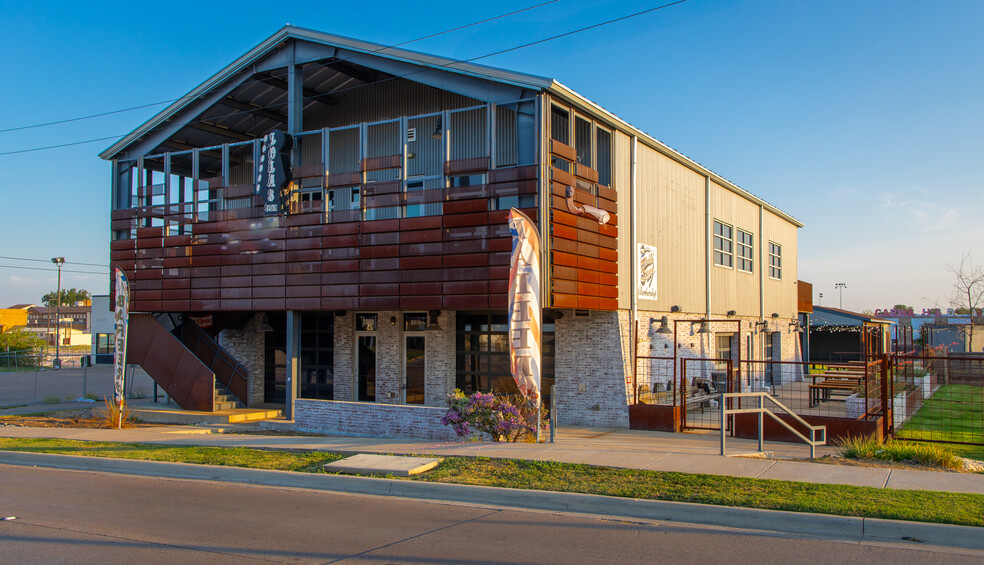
[808,372,864,407]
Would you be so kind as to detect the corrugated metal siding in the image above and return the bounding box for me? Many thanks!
[633,143,706,314]
[616,131,632,310]
[709,180,760,317]
[495,105,518,167]
[449,107,487,160]
[329,127,360,174]
[406,115,442,177]
[303,79,480,131]
[763,212,798,318]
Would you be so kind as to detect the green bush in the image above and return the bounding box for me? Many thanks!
[838,434,963,470]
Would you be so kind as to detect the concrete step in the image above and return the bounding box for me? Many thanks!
[121,406,284,425]
[213,394,238,403]
[213,400,243,411]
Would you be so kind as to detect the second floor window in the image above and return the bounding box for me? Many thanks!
[713,220,733,268]
[737,229,753,273]
[769,242,782,279]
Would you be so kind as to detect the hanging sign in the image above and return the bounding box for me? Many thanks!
[507,208,542,399]
[113,267,130,427]
[254,129,294,216]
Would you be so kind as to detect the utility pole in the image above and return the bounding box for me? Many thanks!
[51,257,65,369]
[835,282,846,309]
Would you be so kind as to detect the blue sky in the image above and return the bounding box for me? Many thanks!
[1,0,981,311]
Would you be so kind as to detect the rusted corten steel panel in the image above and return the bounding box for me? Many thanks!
[547,141,618,311]
[126,313,214,411]
[111,164,538,313]
[797,280,813,313]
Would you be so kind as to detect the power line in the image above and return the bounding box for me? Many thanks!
[0,256,109,268]
[0,264,107,275]
[0,1,560,136]
[0,0,689,158]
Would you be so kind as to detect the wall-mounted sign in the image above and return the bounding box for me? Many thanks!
[638,243,657,301]
[254,130,294,216]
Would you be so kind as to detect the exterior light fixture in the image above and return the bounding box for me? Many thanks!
[258,313,274,332]
[771,312,780,318]
[755,320,769,333]
[654,316,672,335]
[691,321,711,334]
[726,310,737,317]
[390,316,397,326]
[789,320,804,333]
[427,310,441,330]
[670,305,681,312]
[432,117,443,139]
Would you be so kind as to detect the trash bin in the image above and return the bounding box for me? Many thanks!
[53,358,61,369]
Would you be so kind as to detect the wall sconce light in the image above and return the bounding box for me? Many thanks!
[754,320,769,333]
[427,310,441,330]
[258,313,274,332]
[407,152,416,160]
[650,315,672,335]
[671,305,681,312]
[771,312,780,318]
[691,321,711,335]
[390,316,397,326]
[432,117,443,139]
[789,320,804,333]
[726,310,737,317]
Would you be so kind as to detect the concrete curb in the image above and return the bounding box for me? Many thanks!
[2,451,981,550]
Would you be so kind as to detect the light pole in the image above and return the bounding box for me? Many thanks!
[51,257,65,369]
[835,282,846,309]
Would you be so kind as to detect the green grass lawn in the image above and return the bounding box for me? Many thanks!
[1,437,983,527]
[897,385,984,444]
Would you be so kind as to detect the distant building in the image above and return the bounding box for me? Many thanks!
[808,306,892,362]
[0,306,30,333]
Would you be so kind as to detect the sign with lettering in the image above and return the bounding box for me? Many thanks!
[507,208,541,399]
[874,308,984,318]
[254,130,294,216]
[638,243,657,301]
[113,267,130,428]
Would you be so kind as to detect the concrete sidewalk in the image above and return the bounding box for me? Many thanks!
[1,423,982,495]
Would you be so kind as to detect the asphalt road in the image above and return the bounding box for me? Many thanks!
[1,464,980,564]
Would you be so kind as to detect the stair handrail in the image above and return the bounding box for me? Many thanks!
[720,391,827,458]
[181,319,250,406]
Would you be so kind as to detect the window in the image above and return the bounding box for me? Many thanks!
[713,220,733,268]
[715,333,734,374]
[298,313,335,400]
[550,106,569,144]
[736,229,753,273]
[456,313,555,404]
[449,173,486,188]
[769,242,782,279]
[492,194,535,211]
[596,127,612,187]
[575,117,592,167]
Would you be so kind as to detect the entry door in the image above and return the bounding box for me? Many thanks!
[357,336,376,402]
[404,335,426,404]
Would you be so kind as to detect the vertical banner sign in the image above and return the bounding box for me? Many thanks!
[113,267,130,428]
[638,243,658,301]
[254,129,294,216]
[507,209,542,399]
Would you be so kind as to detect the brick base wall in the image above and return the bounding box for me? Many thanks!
[217,314,265,405]
[554,310,631,428]
[294,399,459,441]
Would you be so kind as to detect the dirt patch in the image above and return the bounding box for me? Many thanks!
[810,454,979,474]
[0,409,146,429]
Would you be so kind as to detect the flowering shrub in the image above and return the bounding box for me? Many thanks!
[442,389,548,442]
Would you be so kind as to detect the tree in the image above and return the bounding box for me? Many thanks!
[892,304,914,312]
[947,254,984,353]
[41,288,91,307]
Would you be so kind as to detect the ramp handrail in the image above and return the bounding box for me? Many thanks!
[720,391,827,458]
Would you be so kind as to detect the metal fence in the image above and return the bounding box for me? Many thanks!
[892,353,984,445]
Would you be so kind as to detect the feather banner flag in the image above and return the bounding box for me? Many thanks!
[507,208,542,399]
[113,267,130,428]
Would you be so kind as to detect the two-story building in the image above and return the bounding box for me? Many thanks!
[102,26,802,438]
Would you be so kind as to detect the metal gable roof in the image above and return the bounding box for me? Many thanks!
[99,25,553,160]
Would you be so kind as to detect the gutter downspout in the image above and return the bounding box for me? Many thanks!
[704,176,711,320]
[759,204,765,360]
[630,136,638,394]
